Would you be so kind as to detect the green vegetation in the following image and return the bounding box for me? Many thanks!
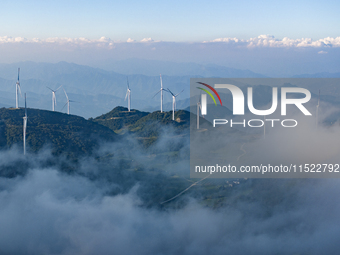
[92,106,192,147]
[0,106,196,157]
[0,107,117,158]
[91,106,149,133]
[130,110,190,135]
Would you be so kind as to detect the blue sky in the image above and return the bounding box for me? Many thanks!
[0,0,339,76]
[1,0,339,41]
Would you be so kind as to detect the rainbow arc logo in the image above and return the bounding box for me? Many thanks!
[196,82,223,106]
[196,82,223,116]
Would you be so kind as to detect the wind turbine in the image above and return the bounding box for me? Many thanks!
[125,77,131,111]
[166,88,184,120]
[23,93,27,155]
[62,88,76,115]
[316,90,320,128]
[153,74,167,112]
[46,85,62,111]
[15,68,22,108]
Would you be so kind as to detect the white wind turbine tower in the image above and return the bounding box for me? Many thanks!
[166,88,184,120]
[316,90,320,128]
[62,88,76,115]
[46,85,62,111]
[153,74,167,112]
[125,77,131,111]
[23,93,27,155]
[15,68,22,108]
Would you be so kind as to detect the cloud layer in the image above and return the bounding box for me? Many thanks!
[207,35,340,48]
[1,35,340,77]
[1,151,340,255]
[1,35,340,48]
[1,105,340,254]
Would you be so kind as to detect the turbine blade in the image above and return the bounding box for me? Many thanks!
[46,86,54,92]
[166,88,174,96]
[125,90,128,101]
[127,77,130,89]
[175,89,184,97]
[61,102,68,111]
[56,85,63,91]
[152,89,162,98]
[17,68,20,81]
[63,88,69,101]
[18,84,22,96]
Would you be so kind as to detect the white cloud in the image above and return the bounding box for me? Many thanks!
[0,36,114,45]
[0,36,27,43]
[0,35,339,49]
[206,35,340,48]
[318,50,328,54]
[204,37,240,43]
[140,38,154,43]
[98,36,110,43]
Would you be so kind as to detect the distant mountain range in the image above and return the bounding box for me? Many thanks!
[96,58,267,77]
[0,61,339,119]
[0,61,267,118]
